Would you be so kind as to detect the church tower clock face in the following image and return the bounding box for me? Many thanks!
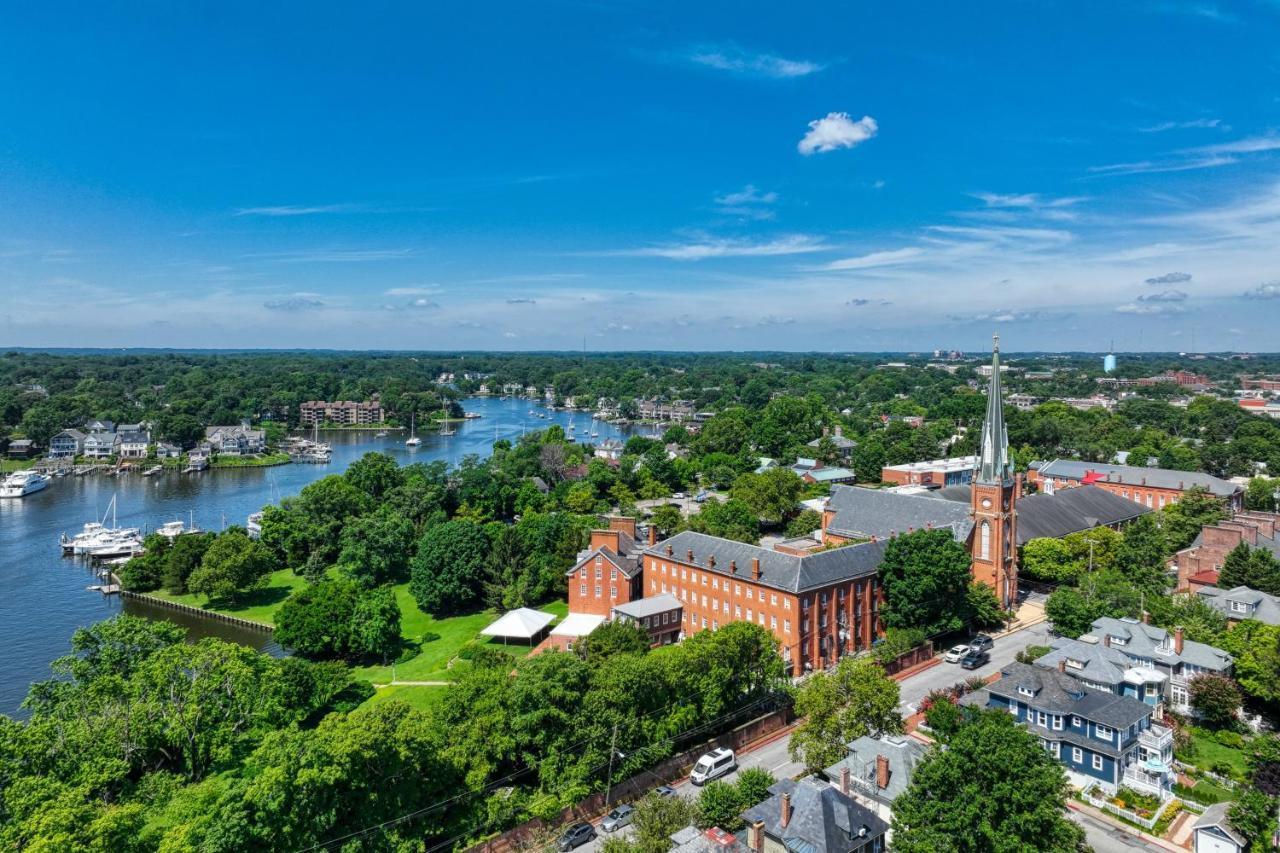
[981,497,992,509]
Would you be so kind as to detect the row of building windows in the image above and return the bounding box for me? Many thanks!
[651,561,792,609]
[580,584,618,599]
[580,565,619,581]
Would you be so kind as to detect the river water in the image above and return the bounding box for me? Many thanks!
[0,397,635,715]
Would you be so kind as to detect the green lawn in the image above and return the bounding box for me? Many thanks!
[146,568,309,626]
[0,458,38,472]
[1176,728,1250,780]
[364,683,451,713]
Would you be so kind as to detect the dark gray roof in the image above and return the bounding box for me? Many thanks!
[808,433,857,450]
[1016,485,1151,544]
[1090,616,1233,672]
[569,541,642,579]
[824,485,973,543]
[1035,637,1137,686]
[987,662,1152,730]
[1197,585,1280,626]
[54,429,87,441]
[117,431,149,444]
[1030,459,1241,498]
[647,530,885,594]
[822,735,928,805]
[741,777,888,853]
[1193,802,1248,847]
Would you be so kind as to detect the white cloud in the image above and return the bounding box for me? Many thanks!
[714,184,779,220]
[246,248,415,263]
[384,285,441,297]
[1088,156,1237,176]
[926,225,1074,244]
[1115,301,1185,315]
[1242,282,1280,299]
[235,204,362,217]
[819,247,925,271]
[1136,289,1188,302]
[1139,118,1222,133]
[970,192,1088,209]
[1190,135,1280,155]
[797,113,878,155]
[688,46,824,79]
[600,234,827,261]
[263,296,325,311]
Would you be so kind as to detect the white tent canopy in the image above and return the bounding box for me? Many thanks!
[551,613,605,638]
[480,607,556,640]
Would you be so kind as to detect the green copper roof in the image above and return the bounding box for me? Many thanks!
[977,334,1013,485]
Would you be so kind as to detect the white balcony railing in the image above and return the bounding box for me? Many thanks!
[1139,725,1173,752]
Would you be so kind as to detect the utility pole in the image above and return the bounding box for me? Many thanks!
[1086,538,1097,573]
[605,722,619,809]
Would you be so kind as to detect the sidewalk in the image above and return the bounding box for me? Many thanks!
[1066,800,1186,852]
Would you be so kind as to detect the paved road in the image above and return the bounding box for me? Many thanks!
[1069,807,1164,852]
[897,621,1054,712]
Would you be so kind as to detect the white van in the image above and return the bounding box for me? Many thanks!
[689,748,736,786]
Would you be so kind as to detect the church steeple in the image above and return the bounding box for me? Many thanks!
[977,333,1013,485]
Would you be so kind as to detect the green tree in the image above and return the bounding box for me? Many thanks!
[161,531,214,594]
[965,581,1008,630]
[575,620,651,663]
[1219,620,1280,706]
[1044,569,1142,638]
[117,533,171,592]
[891,710,1085,852]
[1116,513,1170,594]
[1220,543,1280,596]
[685,497,759,544]
[629,792,698,853]
[409,519,492,615]
[878,528,973,636]
[729,468,803,527]
[1189,672,1242,730]
[697,780,746,830]
[336,505,416,587]
[650,504,683,539]
[785,509,823,538]
[922,692,967,741]
[1228,787,1279,853]
[343,451,404,499]
[789,658,903,772]
[186,527,272,603]
[1162,486,1226,551]
[274,577,401,662]
[734,767,775,810]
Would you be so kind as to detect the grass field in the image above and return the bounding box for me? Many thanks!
[1177,728,1249,780]
[0,458,38,472]
[146,567,309,626]
[364,683,452,713]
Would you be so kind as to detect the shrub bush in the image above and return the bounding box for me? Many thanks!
[1213,729,1245,749]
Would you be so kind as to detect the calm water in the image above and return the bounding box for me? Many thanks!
[0,398,632,715]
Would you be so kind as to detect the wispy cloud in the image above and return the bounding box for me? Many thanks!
[596,234,827,261]
[926,225,1074,244]
[714,185,779,220]
[818,247,925,271]
[687,45,824,79]
[234,204,367,217]
[1144,271,1192,285]
[1136,289,1188,302]
[970,192,1086,209]
[506,297,537,304]
[798,113,878,155]
[245,248,415,263]
[384,285,440,297]
[1189,134,1280,155]
[1139,118,1222,133]
[1088,156,1237,176]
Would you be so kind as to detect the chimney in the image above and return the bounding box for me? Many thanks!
[834,425,843,437]
[876,754,890,790]
[1057,659,1067,674]
[648,525,657,547]
[708,555,716,569]
[687,549,694,562]
[1174,627,1184,655]
[1103,634,1111,648]
[751,558,761,581]
[780,793,791,828]
[665,544,674,557]
[748,821,764,853]
[1141,611,1150,624]
[730,560,737,575]
[839,765,850,796]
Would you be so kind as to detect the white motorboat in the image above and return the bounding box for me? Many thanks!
[0,470,49,498]
[86,536,144,558]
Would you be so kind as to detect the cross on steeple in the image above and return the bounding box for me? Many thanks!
[977,333,1013,485]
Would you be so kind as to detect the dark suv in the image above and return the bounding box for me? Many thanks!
[960,649,990,670]
[557,823,596,851]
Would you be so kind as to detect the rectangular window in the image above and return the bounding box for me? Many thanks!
[736,606,742,618]
[712,620,718,630]
[723,601,729,613]
[702,575,708,587]
[758,613,765,625]
[1037,711,1047,727]
[747,609,753,621]
[735,584,741,596]
[595,567,602,579]
[580,568,587,579]
[784,598,791,611]
[1071,716,1082,728]
[784,620,791,633]
[610,586,617,598]
[579,584,586,596]
[611,568,617,580]
[771,594,778,606]
[1072,747,1083,763]
[1095,724,1112,741]
[1051,742,1061,758]
[701,617,707,628]
[1092,754,1104,771]
[661,612,668,625]
[771,616,777,630]
[595,585,602,597]
[712,598,719,611]
[651,580,656,591]
[702,595,708,608]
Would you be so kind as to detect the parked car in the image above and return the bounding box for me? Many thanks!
[557,823,596,851]
[944,644,972,664]
[695,491,709,503]
[969,634,994,652]
[601,804,635,833]
[673,492,686,499]
[689,747,736,786]
[653,786,677,798]
[960,649,991,670]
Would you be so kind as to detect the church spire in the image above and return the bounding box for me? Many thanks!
[977,333,1013,485]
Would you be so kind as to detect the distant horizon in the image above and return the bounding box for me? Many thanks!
[2,4,1279,350]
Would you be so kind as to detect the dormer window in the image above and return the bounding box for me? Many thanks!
[1109,635,1126,647]
[1230,600,1250,613]
[1017,686,1035,697]
[1066,658,1084,670]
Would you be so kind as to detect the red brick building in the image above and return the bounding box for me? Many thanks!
[1175,511,1280,592]
[566,516,650,617]
[1027,460,1243,513]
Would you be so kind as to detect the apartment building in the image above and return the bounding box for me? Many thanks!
[299,399,386,426]
[1028,460,1244,513]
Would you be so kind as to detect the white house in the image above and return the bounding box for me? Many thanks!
[83,431,119,459]
[117,430,151,459]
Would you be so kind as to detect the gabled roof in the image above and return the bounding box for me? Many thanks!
[1015,485,1151,543]
[987,662,1152,730]
[824,484,973,543]
[1197,585,1280,625]
[1193,802,1248,847]
[1030,459,1241,498]
[822,734,928,805]
[807,433,857,450]
[480,607,556,639]
[1090,616,1233,672]
[740,777,888,853]
[647,530,885,594]
[1035,637,1136,686]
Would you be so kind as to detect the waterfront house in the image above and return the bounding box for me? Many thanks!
[980,661,1173,796]
[1085,616,1233,713]
[49,429,87,459]
[83,431,119,459]
[155,441,182,459]
[740,776,888,853]
[117,430,151,459]
[84,419,115,433]
[1196,585,1280,626]
[204,425,266,456]
[593,438,625,462]
[6,439,36,459]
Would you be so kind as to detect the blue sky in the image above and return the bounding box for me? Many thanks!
[2,1,1279,351]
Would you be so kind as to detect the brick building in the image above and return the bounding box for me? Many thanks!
[1174,511,1280,592]
[566,517,650,617]
[299,398,386,426]
[1242,376,1280,391]
[879,455,978,487]
[1027,460,1243,513]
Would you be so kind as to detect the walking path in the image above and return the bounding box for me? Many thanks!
[372,680,451,687]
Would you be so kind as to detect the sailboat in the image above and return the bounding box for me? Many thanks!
[590,417,600,438]
[405,412,421,447]
[440,405,456,437]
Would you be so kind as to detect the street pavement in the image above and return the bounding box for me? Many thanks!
[897,620,1053,712]
[1068,807,1165,852]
